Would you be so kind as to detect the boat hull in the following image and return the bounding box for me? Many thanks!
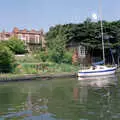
[78,67,116,77]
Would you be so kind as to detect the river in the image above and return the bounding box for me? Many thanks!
[0,74,120,120]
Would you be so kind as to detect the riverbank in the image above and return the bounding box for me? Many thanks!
[0,72,77,82]
[0,61,79,82]
[1,66,120,82]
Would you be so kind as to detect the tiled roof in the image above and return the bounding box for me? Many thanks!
[12,28,44,35]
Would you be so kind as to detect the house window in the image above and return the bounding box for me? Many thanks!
[78,46,86,56]
[81,47,85,55]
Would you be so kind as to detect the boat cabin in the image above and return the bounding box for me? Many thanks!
[90,65,107,70]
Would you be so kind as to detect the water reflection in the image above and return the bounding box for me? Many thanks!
[0,76,120,120]
[73,75,119,119]
[0,84,57,120]
[2,95,56,120]
[74,75,118,103]
[78,74,117,87]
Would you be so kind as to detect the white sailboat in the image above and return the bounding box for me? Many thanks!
[78,3,117,77]
[78,64,117,77]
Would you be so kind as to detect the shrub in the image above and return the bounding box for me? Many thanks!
[47,49,64,63]
[5,37,26,54]
[47,36,65,63]
[62,51,72,64]
[35,51,48,62]
[0,45,15,73]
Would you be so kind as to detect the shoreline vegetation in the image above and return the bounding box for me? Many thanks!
[14,54,79,74]
[0,68,120,82]
[0,53,120,81]
[1,19,120,81]
[0,54,79,81]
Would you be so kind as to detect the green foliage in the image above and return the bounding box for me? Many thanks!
[46,19,120,57]
[47,36,66,63]
[15,62,79,73]
[48,49,63,63]
[5,37,26,54]
[46,24,74,47]
[62,51,72,64]
[0,45,15,73]
[35,51,48,62]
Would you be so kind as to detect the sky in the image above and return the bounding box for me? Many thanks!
[0,0,119,32]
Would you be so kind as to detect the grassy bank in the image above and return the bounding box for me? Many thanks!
[14,62,79,74]
[13,54,79,74]
[0,54,79,79]
[0,63,78,81]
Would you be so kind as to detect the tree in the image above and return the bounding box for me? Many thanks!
[6,37,26,54]
[46,19,120,64]
[62,51,72,64]
[0,45,15,72]
[48,36,66,63]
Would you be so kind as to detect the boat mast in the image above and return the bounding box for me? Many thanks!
[99,0,105,64]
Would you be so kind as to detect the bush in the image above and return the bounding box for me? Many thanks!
[47,36,65,63]
[0,45,15,73]
[35,51,48,62]
[5,37,26,54]
[47,49,64,63]
[62,51,72,64]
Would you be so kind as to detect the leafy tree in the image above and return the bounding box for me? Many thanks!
[6,37,26,54]
[48,36,66,63]
[0,45,15,72]
[35,51,48,62]
[46,19,120,64]
[62,51,72,64]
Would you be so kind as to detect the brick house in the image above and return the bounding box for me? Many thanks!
[0,27,46,52]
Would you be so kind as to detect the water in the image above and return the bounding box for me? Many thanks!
[0,74,120,120]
